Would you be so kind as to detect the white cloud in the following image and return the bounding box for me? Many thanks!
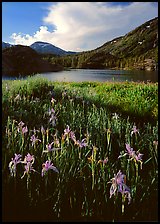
[10,2,158,51]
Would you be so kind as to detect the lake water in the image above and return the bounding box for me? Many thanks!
[2,69,158,83]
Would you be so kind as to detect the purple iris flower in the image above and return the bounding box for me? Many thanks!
[118,144,143,167]
[43,142,61,153]
[24,153,35,164]
[125,143,143,163]
[9,153,22,176]
[30,134,41,146]
[17,121,25,132]
[18,121,25,127]
[131,125,139,136]
[76,138,88,148]
[41,160,59,177]
[21,162,36,179]
[48,108,55,116]
[64,125,71,136]
[125,144,135,157]
[46,142,54,151]
[49,114,57,126]
[21,153,36,178]
[109,170,131,204]
[41,126,45,135]
[22,126,28,135]
[69,131,76,143]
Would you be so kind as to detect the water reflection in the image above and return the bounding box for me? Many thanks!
[2,69,158,83]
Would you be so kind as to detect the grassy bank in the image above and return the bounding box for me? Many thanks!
[2,76,158,221]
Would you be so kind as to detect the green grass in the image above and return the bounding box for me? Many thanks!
[2,76,158,221]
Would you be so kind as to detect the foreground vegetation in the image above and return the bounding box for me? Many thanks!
[2,76,158,221]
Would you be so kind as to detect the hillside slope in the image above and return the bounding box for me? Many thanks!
[2,45,63,76]
[50,17,158,71]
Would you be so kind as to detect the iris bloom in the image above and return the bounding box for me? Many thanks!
[64,125,71,136]
[98,157,108,165]
[41,126,46,135]
[109,170,131,204]
[17,121,25,132]
[131,125,139,136]
[70,131,76,143]
[118,143,143,168]
[48,108,57,126]
[62,126,76,144]
[43,142,61,153]
[41,160,59,177]
[9,153,22,177]
[76,138,88,148]
[21,162,36,179]
[30,134,41,146]
[23,153,35,164]
[21,153,36,178]
[22,126,28,135]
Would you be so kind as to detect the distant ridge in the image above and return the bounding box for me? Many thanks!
[30,41,77,55]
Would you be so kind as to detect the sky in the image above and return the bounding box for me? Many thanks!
[2,2,158,52]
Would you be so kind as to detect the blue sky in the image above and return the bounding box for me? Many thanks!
[2,2,158,51]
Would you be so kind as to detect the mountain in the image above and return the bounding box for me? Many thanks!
[30,41,77,55]
[2,45,63,76]
[2,41,13,49]
[49,17,158,71]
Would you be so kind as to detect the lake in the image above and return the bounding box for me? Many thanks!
[2,69,158,83]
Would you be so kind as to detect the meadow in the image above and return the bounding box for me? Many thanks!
[2,76,158,221]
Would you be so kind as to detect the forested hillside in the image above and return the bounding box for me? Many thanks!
[45,17,158,71]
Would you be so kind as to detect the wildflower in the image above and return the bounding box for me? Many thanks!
[41,160,59,177]
[109,170,131,204]
[18,121,25,127]
[43,142,61,153]
[9,153,22,177]
[76,138,88,148]
[103,158,108,164]
[131,125,139,136]
[31,128,40,134]
[51,97,56,104]
[23,153,35,164]
[48,108,57,126]
[48,108,55,116]
[21,153,36,178]
[30,134,41,146]
[125,143,143,163]
[112,113,119,119]
[41,126,46,135]
[98,157,108,165]
[22,126,28,135]
[49,113,57,126]
[46,142,54,151]
[17,121,25,132]
[88,146,98,163]
[69,131,77,143]
[118,143,143,169]
[54,139,60,147]
[64,125,71,136]
[21,162,36,179]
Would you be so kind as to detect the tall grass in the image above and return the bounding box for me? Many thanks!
[2,76,158,221]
